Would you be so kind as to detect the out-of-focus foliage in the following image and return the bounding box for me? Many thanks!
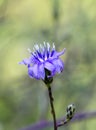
[0,0,96,130]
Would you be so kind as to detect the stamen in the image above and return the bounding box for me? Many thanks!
[43,41,46,48]
[27,48,32,54]
[47,42,50,51]
[34,44,39,51]
[63,48,66,53]
[52,43,55,50]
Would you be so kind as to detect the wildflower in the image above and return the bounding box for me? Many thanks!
[19,42,66,84]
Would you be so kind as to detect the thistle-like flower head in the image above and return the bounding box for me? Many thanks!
[19,42,66,83]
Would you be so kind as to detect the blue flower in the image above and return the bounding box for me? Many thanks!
[19,42,66,81]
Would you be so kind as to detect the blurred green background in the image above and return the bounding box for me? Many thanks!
[0,0,96,130]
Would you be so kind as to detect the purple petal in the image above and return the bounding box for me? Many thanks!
[28,67,34,78]
[52,48,66,58]
[28,64,40,79]
[19,58,31,65]
[52,59,64,73]
[44,61,55,73]
[38,64,45,79]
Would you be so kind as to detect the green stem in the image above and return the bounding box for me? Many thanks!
[48,85,57,130]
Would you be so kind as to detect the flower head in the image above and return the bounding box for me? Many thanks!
[19,42,66,83]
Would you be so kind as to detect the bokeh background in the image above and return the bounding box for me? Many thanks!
[0,0,96,130]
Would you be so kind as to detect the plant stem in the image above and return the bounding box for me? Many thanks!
[48,85,57,130]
